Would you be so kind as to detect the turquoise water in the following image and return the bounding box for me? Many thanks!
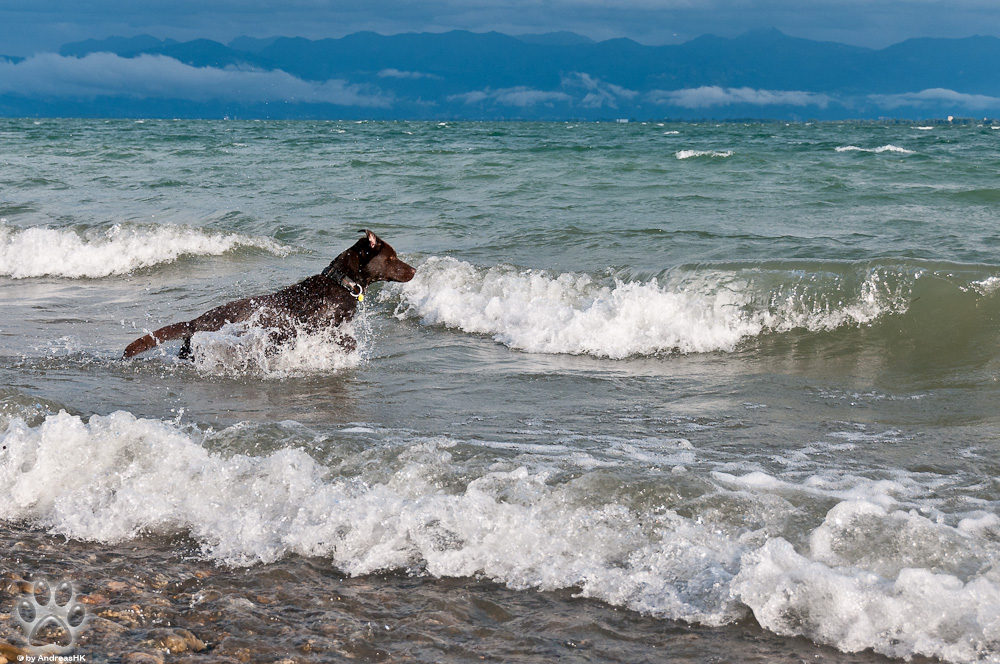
[2,119,1000,661]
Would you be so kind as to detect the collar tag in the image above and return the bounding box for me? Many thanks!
[344,279,365,301]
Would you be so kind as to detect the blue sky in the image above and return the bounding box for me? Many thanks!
[3,0,1000,56]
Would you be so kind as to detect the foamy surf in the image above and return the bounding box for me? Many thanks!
[734,513,1000,663]
[835,144,916,154]
[130,311,365,378]
[188,318,363,378]
[9,116,1000,664]
[675,149,734,159]
[0,222,290,278]
[3,410,1000,662]
[385,257,913,358]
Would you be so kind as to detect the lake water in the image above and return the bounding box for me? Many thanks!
[3,118,1000,662]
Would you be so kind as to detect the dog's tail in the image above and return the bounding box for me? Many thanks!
[123,321,192,359]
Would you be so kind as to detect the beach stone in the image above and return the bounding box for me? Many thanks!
[84,615,130,636]
[146,572,171,590]
[105,580,138,593]
[216,637,255,662]
[0,642,29,662]
[132,601,174,626]
[97,604,144,628]
[191,589,224,604]
[122,653,164,664]
[1,579,31,598]
[80,592,109,604]
[176,628,207,652]
[219,646,252,663]
[142,627,206,653]
[225,596,256,611]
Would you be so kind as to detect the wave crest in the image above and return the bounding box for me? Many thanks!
[385,257,917,358]
[4,411,1000,661]
[0,222,290,278]
[835,144,915,154]
[676,149,734,159]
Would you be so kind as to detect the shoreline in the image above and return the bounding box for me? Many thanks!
[0,525,933,664]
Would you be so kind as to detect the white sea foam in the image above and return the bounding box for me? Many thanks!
[734,503,1000,662]
[3,411,1000,662]
[0,222,290,278]
[0,411,745,624]
[385,257,909,358]
[835,144,916,154]
[971,275,1000,296]
[675,149,733,159]
[187,317,362,378]
[129,309,363,377]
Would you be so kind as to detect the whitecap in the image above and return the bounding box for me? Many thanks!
[835,144,916,154]
[384,257,911,359]
[675,149,733,159]
[0,222,290,279]
[4,411,1000,661]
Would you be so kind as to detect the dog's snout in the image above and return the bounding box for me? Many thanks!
[395,259,416,283]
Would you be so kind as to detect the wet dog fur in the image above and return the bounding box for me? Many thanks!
[123,229,415,359]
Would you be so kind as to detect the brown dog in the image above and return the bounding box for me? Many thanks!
[123,229,415,359]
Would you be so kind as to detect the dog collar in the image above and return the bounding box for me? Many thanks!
[322,266,365,301]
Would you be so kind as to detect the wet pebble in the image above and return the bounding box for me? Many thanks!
[105,579,143,594]
[0,642,29,662]
[97,603,145,628]
[141,627,207,653]
[84,615,129,636]
[122,653,164,664]
[190,588,224,604]
[80,592,109,604]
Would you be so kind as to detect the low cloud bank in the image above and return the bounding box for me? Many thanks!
[869,88,1000,111]
[651,86,834,109]
[1,52,998,118]
[449,87,573,107]
[0,53,391,107]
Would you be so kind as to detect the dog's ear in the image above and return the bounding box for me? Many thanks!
[359,229,378,249]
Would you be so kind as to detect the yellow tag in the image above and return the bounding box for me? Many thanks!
[357,293,364,302]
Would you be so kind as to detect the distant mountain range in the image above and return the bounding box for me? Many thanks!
[1,29,999,120]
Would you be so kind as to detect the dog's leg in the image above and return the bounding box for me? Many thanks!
[178,336,194,360]
[339,334,357,352]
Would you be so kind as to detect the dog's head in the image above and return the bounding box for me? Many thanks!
[340,229,416,286]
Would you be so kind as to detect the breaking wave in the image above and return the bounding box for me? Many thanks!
[0,222,290,278]
[3,407,1000,662]
[383,257,983,359]
[835,144,916,154]
[675,149,734,159]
